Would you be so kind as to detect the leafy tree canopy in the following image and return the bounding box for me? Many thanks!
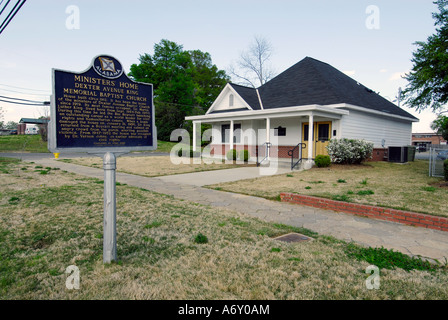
[129,40,229,140]
[431,115,448,140]
[5,121,18,130]
[402,0,448,113]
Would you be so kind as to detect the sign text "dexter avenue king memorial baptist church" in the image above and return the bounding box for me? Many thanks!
[48,55,156,264]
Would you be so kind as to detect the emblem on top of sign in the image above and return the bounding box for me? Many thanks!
[93,55,123,79]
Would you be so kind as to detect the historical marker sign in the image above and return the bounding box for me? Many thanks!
[49,55,156,153]
[49,55,157,263]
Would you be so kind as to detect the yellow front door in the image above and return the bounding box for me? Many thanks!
[302,122,332,159]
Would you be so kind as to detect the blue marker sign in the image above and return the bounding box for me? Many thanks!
[49,55,156,153]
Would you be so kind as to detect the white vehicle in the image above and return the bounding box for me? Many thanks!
[25,126,39,135]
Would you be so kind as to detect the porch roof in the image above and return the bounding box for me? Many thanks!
[186,104,349,123]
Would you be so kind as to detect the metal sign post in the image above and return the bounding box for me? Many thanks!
[102,152,118,263]
[91,150,128,263]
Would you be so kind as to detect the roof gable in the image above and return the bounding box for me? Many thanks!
[206,83,256,114]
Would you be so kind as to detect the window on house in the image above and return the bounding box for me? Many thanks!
[221,123,241,143]
[229,94,234,107]
[274,126,286,137]
[303,124,309,141]
[318,124,330,141]
[221,124,230,143]
[233,124,241,143]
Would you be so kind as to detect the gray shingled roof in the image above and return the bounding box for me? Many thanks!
[228,83,261,110]
[218,57,417,120]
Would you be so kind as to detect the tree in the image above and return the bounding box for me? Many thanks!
[5,121,18,130]
[229,36,276,88]
[129,39,229,141]
[37,117,49,142]
[402,0,448,113]
[431,115,448,140]
[0,106,4,128]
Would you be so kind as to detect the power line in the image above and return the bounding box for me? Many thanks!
[0,95,47,104]
[0,0,11,17]
[0,98,48,106]
[0,93,50,106]
[0,0,26,36]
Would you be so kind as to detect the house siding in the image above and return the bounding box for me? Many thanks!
[339,109,412,147]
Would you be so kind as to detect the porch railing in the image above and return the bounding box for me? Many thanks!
[288,143,306,170]
[257,142,271,167]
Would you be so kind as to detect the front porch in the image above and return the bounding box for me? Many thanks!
[186,105,349,169]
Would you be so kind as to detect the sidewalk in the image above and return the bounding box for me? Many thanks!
[19,157,448,262]
[157,166,291,186]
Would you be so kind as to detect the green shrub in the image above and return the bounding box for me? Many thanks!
[239,150,250,162]
[332,194,351,202]
[194,233,208,244]
[345,243,443,272]
[327,138,374,164]
[444,160,448,181]
[177,149,201,158]
[357,190,375,195]
[314,155,331,167]
[226,149,237,161]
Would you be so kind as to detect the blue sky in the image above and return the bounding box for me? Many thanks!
[0,0,440,132]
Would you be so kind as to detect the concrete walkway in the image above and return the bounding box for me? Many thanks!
[157,166,291,186]
[4,154,448,262]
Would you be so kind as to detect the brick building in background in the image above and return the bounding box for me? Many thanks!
[412,133,447,151]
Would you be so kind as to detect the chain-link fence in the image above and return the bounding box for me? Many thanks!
[429,146,448,177]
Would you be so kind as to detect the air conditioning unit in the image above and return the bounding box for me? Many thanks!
[388,146,408,163]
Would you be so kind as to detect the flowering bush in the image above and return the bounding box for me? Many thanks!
[326,139,374,164]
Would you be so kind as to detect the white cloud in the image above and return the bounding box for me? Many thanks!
[389,72,406,81]
[379,69,388,73]
[343,70,356,76]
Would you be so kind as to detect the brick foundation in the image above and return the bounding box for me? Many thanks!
[208,145,389,162]
[370,148,388,162]
[208,145,303,159]
[280,193,448,232]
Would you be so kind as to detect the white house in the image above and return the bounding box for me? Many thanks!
[185,57,418,168]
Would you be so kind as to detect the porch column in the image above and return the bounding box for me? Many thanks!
[229,120,234,150]
[266,117,271,160]
[192,121,200,152]
[308,113,314,160]
[266,118,271,143]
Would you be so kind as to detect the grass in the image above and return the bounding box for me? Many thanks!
[207,161,448,218]
[1,158,448,299]
[0,134,177,154]
[62,155,255,178]
[0,135,50,153]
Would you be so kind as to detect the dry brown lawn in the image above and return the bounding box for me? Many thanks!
[63,155,254,177]
[1,157,448,300]
[208,161,448,218]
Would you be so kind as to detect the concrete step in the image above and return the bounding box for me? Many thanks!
[257,159,306,171]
